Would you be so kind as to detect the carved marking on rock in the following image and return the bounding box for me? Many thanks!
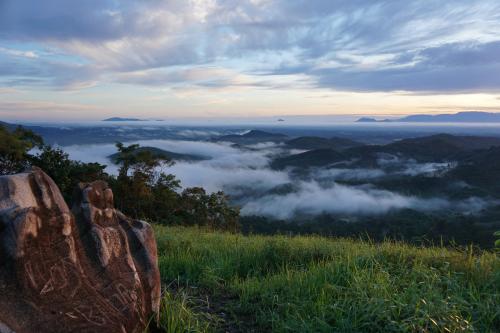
[24,261,38,289]
[74,305,107,326]
[0,170,160,333]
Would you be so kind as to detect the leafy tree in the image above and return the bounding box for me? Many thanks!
[30,145,107,202]
[149,173,182,223]
[115,143,141,178]
[0,125,107,202]
[30,145,73,192]
[178,187,240,232]
[111,143,179,219]
[111,142,240,231]
[0,125,43,175]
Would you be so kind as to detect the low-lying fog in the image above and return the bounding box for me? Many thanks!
[61,139,491,220]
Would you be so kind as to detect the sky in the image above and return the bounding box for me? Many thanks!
[1,0,500,121]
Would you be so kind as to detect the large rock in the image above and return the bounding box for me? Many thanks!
[0,168,160,333]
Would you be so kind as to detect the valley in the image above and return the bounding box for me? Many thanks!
[9,121,500,248]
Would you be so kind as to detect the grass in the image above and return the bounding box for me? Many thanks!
[156,289,213,333]
[153,226,500,332]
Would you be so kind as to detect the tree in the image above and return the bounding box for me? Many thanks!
[0,125,107,203]
[30,145,73,192]
[115,143,141,178]
[110,142,240,230]
[0,125,43,175]
[111,143,179,219]
[30,145,108,202]
[178,187,240,232]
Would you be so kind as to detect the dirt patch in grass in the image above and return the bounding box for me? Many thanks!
[163,282,262,333]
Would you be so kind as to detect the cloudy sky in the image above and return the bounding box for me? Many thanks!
[1,0,500,121]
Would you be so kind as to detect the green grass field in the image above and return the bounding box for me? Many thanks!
[153,226,500,333]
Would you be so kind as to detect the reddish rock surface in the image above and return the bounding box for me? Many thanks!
[0,168,160,333]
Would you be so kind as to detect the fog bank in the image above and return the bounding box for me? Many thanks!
[60,139,491,219]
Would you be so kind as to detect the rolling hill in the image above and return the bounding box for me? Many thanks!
[383,134,500,161]
[285,136,363,151]
[272,133,500,169]
[448,146,500,194]
[108,147,206,163]
[213,130,289,144]
[271,148,346,170]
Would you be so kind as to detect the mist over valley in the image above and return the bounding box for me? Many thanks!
[23,121,496,246]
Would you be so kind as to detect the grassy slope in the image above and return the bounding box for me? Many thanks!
[154,226,499,333]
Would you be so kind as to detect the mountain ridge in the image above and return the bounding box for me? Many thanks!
[213,130,289,144]
[108,146,206,163]
[356,111,500,123]
[102,117,145,122]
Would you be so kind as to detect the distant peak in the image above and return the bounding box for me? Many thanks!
[396,111,500,123]
[243,130,288,138]
[356,117,378,123]
[102,117,144,122]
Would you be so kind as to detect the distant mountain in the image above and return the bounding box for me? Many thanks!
[356,117,378,123]
[108,147,206,163]
[356,112,500,123]
[285,136,363,151]
[271,149,345,170]
[395,112,500,123]
[213,130,289,144]
[102,117,145,122]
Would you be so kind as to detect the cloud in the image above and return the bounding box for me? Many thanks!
[0,87,20,94]
[312,41,500,93]
[0,100,102,119]
[2,0,500,92]
[59,138,492,220]
[376,155,456,176]
[0,47,38,58]
[240,181,489,219]
[175,129,225,139]
[56,143,121,174]
[169,162,289,194]
[61,139,292,194]
[0,46,99,89]
[0,0,130,41]
[114,67,258,89]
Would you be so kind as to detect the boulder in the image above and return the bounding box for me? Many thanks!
[0,168,160,333]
